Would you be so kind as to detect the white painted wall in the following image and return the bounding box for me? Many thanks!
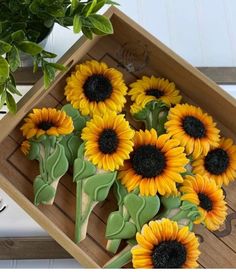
[1,0,236,268]
[45,0,236,67]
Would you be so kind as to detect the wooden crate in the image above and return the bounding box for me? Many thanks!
[0,7,236,268]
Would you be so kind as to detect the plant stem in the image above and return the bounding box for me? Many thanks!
[75,181,97,243]
[81,198,93,224]
[146,112,153,130]
[103,244,133,268]
[170,210,189,222]
[39,144,47,182]
[106,239,122,254]
[75,180,82,243]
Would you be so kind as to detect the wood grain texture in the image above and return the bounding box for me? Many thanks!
[0,237,70,260]
[0,7,236,267]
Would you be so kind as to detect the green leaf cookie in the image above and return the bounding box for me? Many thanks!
[60,133,82,165]
[61,104,89,132]
[73,157,96,181]
[124,194,160,231]
[113,180,128,206]
[181,200,198,211]
[33,176,55,206]
[83,172,117,202]
[27,141,40,161]
[106,211,136,240]
[77,142,85,159]
[161,195,181,210]
[45,143,68,181]
[187,210,201,221]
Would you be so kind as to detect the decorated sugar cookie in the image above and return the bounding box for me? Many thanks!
[19,59,235,268]
[180,175,227,231]
[73,112,134,243]
[128,76,181,133]
[165,103,220,158]
[21,108,74,205]
[131,219,200,268]
[64,60,128,117]
[192,137,236,186]
[118,129,189,196]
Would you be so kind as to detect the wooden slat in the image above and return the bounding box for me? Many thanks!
[13,67,43,85]
[213,206,236,253]
[198,67,236,85]
[194,224,236,268]
[0,237,70,260]
[13,65,236,87]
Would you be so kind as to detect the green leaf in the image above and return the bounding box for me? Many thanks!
[73,157,96,181]
[187,210,201,221]
[41,50,57,59]
[47,62,67,71]
[124,194,160,231]
[6,91,17,113]
[44,19,54,28]
[88,14,113,34]
[11,30,26,42]
[133,107,148,120]
[91,27,107,36]
[73,14,82,33]
[0,41,12,55]
[106,0,120,5]
[61,103,89,132]
[60,133,82,165]
[9,73,16,87]
[43,62,55,88]
[181,201,198,211]
[27,30,41,43]
[106,211,136,240]
[0,89,6,109]
[7,83,22,96]
[82,26,93,39]
[45,143,69,181]
[71,0,79,13]
[160,196,181,210]
[18,41,43,56]
[92,0,106,13]
[82,0,97,17]
[48,7,65,18]
[77,142,85,159]
[0,55,9,84]
[113,180,128,206]
[27,141,40,161]
[73,157,85,181]
[83,171,117,202]
[33,56,40,73]
[7,45,20,72]
[0,84,4,96]
[33,176,56,206]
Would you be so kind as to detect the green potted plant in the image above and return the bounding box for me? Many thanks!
[0,0,117,113]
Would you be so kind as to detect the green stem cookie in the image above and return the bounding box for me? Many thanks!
[133,101,169,135]
[74,144,117,243]
[75,180,83,243]
[103,244,133,268]
[33,138,69,206]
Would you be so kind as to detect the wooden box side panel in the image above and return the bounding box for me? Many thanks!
[110,12,236,140]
